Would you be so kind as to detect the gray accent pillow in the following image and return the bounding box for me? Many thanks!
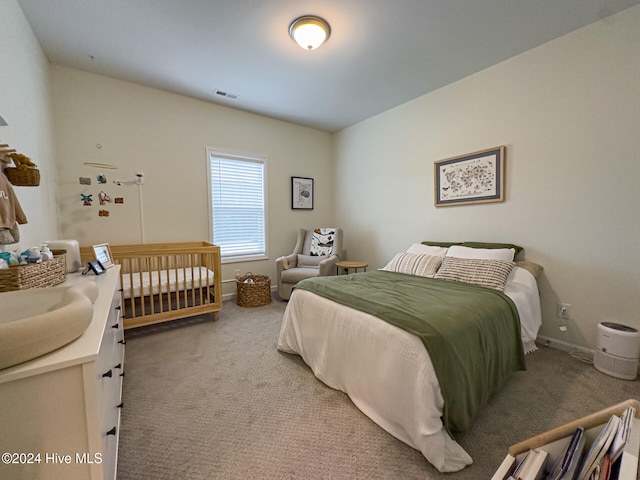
[298,254,322,267]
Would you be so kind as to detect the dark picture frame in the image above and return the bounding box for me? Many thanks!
[434,146,505,207]
[291,176,314,210]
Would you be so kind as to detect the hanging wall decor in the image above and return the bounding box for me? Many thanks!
[291,176,314,210]
[434,146,505,207]
[98,191,112,205]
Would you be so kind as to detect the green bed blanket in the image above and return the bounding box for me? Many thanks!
[295,270,526,434]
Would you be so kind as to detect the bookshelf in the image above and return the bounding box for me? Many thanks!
[492,399,640,480]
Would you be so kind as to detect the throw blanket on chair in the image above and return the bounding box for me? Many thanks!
[310,228,335,256]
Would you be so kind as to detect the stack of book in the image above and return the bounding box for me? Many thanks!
[493,401,639,480]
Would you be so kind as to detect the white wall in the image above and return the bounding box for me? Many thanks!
[51,66,334,295]
[334,5,640,350]
[0,0,59,252]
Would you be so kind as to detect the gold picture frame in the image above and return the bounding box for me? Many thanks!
[92,243,114,269]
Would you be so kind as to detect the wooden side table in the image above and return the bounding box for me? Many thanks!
[335,260,368,275]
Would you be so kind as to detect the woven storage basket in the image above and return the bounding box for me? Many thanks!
[0,253,66,292]
[236,273,271,307]
[3,167,40,186]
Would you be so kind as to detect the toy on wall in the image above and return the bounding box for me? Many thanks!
[115,197,124,204]
[98,191,112,205]
[98,210,109,217]
[81,193,93,206]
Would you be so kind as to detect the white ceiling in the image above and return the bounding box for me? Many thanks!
[17,0,640,132]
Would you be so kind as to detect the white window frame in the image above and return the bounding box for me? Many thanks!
[206,148,268,263]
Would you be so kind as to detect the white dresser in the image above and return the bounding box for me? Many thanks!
[0,267,124,480]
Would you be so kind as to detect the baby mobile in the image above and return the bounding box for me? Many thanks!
[79,143,146,242]
[80,143,125,218]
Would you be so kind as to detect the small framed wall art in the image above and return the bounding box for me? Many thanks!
[92,243,114,268]
[291,176,314,210]
[434,146,505,207]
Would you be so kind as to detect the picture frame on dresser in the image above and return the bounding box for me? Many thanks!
[92,243,114,268]
[434,146,505,207]
[291,176,314,210]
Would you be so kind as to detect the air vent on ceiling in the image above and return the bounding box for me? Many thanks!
[214,89,238,100]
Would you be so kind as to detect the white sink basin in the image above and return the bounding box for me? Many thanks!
[0,281,99,370]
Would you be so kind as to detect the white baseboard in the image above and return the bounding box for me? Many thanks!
[538,335,640,372]
[536,334,594,360]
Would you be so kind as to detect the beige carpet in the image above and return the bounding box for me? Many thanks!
[117,298,638,479]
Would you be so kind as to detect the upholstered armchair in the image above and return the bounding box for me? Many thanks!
[275,228,343,300]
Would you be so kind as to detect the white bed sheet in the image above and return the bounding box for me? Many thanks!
[276,266,542,472]
[120,266,215,300]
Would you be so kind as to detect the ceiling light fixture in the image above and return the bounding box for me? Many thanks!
[289,15,331,51]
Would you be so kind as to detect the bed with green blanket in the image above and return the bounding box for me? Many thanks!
[277,264,542,472]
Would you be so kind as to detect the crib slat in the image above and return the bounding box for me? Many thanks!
[183,254,189,309]
[189,253,196,309]
[196,253,204,306]
[146,257,155,316]
[158,255,166,314]
[165,255,171,312]
[127,259,137,322]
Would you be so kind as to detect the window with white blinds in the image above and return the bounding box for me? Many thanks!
[207,150,267,261]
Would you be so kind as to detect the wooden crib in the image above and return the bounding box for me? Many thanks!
[80,242,222,329]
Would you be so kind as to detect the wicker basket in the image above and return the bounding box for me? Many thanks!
[0,253,66,292]
[236,273,272,307]
[3,167,40,186]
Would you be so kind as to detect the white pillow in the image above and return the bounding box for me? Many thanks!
[446,245,515,262]
[406,243,449,256]
[381,253,443,278]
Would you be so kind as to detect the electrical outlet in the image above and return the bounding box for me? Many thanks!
[557,303,572,320]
